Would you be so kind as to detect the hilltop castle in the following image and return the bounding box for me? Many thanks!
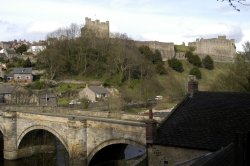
[188,36,236,61]
[81,18,236,62]
[81,17,109,38]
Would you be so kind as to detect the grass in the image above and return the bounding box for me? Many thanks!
[55,83,85,94]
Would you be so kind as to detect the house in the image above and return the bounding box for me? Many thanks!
[27,45,46,55]
[79,85,109,102]
[147,91,250,166]
[0,48,18,59]
[39,93,57,106]
[10,67,33,83]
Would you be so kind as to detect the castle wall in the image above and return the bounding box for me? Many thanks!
[135,41,175,61]
[188,36,236,62]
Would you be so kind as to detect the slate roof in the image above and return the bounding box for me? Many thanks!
[154,91,250,151]
[89,86,109,94]
[12,67,32,74]
[191,143,234,166]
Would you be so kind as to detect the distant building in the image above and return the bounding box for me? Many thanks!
[0,41,12,49]
[27,45,46,54]
[0,48,18,59]
[79,85,109,102]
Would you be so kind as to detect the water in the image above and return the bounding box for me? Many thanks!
[0,139,69,166]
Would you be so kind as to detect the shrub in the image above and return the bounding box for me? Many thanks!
[202,55,214,70]
[189,67,202,79]
[168,58,184,73]
[156,62,167,75]
[185,51,202,67]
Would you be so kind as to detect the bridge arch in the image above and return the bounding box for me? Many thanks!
[87,138,146,164]
[0,126,4,136]
[17,125,68,152]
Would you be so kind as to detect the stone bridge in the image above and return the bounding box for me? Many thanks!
[0,105,152,165]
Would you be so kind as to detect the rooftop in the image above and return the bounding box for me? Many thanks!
[12,67,32,74]
[154,91,250,151]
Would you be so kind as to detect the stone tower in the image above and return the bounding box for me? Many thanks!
[81,17,109,38]
[188,36,236,62]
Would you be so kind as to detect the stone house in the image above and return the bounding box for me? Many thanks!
[10,67,33,83]
[147,91,250,166]
[79,85,109,102]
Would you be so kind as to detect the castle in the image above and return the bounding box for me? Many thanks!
[81,17,109,38]
[188,36,236,61]
[81,18,236,62]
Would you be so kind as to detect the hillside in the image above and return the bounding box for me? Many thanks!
[153,60,231,108]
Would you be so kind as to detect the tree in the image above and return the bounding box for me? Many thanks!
[23,57,32,67]
[217,0,250,11]
[185,51,202,67]
[189,67,202,79]
[202,55,214,70]
[168,58,184,73]
[243,41,250,59]
[156,62,167,75]
[16,44,27,55]
[211,54,250,92]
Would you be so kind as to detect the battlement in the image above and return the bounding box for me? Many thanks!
[85,17,109,27]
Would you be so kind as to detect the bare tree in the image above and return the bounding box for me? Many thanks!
[217,0,250,11]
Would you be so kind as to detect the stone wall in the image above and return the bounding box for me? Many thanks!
[147,144,209,166]
[135,41,175,61]
[188,36,236,62]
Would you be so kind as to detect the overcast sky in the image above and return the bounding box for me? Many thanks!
[1,0,250,50]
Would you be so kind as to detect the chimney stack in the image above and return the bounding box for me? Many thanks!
[146,109,157,144]
[188,75,198,95]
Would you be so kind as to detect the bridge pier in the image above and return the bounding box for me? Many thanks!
[68,119,87,166]
[2,111,18,160]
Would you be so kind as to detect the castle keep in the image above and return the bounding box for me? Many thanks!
[188,36,236,61]
[81,17,109,38]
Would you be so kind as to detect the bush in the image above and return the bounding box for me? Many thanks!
[189,67,202,79]
[168,58,184,73]
[156,62,167,75]
[185,51,202,67]
[202,55,214,70]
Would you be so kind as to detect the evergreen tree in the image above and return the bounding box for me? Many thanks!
[202,55,214,70]
[189,67,202,79]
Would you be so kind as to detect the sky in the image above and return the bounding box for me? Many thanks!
[0,0,250,51]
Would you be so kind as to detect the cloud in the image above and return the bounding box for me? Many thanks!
[0,20,23,40]
[26,21,65,34]
[183,23,243,42]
